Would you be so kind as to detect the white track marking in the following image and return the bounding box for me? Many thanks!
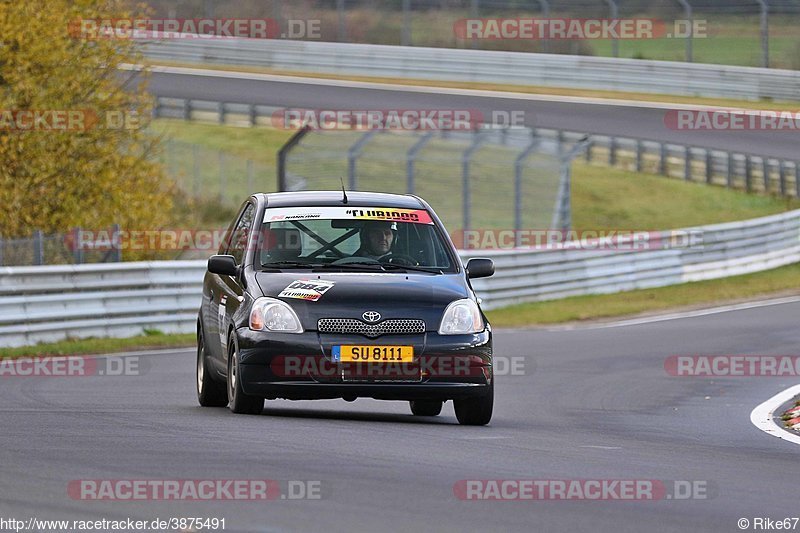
[750,384,800,446]
[88,347,194,358]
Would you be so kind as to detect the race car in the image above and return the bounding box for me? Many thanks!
[196,191,495,425]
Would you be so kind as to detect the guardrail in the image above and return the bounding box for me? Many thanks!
[581,133,800,197]
[144,39,800,101]
[464,209,800,308]
[3,209,799,347]
[154,97,800,198]
[0,261,206,347]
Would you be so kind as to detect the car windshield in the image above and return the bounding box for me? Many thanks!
[256,206,456,273]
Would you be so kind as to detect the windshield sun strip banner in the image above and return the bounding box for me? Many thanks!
[265,207,434,224]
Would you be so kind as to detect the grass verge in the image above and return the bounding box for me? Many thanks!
[0,332,195,359]
[486,262,800,327]
[571,162,800,230]
[152,119,294,166]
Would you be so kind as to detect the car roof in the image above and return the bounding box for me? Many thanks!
[257,191,426,209]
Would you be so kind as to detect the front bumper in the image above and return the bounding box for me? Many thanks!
[236,327,493,401]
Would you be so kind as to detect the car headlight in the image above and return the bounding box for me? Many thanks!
[438,299,484,335]
[249,297,304,333]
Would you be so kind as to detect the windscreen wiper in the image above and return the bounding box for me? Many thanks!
[261,261,323,269]
[379,263,444,274]
[312,261,385,271]
[315,261,443,274]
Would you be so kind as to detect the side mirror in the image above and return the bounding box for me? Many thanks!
[465,258,494,279]
[208,255,239,277]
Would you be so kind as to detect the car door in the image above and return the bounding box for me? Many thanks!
[201,222,232,367]
[203,202,254,368]
[217,202,256,364]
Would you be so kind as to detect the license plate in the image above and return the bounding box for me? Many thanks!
[332,345,414,363]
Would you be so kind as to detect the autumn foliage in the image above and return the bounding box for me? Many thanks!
[0,0,172,238]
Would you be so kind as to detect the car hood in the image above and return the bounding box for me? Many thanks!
[254,271,471,331]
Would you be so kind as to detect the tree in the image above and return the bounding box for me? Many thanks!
[0,0,172,238]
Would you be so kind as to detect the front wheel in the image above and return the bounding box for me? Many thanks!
[453,381,493,426]
[226,332,264,415]
[409,400,443,416]
[197,328,228,407]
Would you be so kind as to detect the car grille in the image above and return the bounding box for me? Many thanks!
[318,318,426,338]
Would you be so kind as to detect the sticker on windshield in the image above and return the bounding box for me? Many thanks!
[344,208,433,224]
[267,207,433,224]
[278,279,336,302]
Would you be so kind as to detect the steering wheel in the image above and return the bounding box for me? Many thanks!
[381,253,419,266]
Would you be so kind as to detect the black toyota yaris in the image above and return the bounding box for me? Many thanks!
[196,191,495,425]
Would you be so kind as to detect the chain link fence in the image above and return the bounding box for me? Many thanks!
[0,227,123,267]
[160,138,275,206]
[157,124,587,238]
[146,0,800,68]
[278,126,588,238]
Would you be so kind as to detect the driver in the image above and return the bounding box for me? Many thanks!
[354,220,397,260]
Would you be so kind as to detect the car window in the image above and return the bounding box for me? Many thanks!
[257,206,456,272]
[228,203,255,265]
[217,214,238,255]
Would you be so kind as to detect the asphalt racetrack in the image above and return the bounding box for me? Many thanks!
[1,301,798,532]
[148,68,799,160]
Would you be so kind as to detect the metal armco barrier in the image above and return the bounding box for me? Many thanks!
[2,210,800,347]
[144,39,800,101]
[463,209,800,308]
[0,261,206,348]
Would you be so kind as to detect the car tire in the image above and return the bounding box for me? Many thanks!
[197,327,228,407]
[226,332,264,415]
[409,400,443,416]
[454,381,493,426]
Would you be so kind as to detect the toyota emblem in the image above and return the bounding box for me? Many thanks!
[362,311,381,323]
